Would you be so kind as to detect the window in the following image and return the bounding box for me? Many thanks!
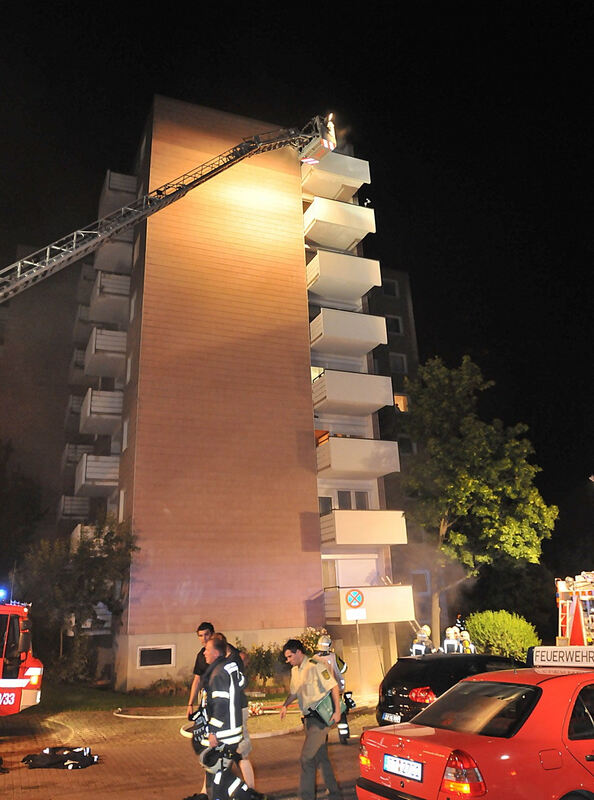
[394,394,409,412]
[137,645,175,668]
[122,418,129,452]
[389,353,408,374]
[129,291,137,322]
[386,315,403,335]
[311,366,325,382]
[118,489,125,523]
[318,496,332,516]
[569,686,594,739]
[338,491,352,510]
[126,355,132,384]
[355,491,369,510]
[383,279,399,297]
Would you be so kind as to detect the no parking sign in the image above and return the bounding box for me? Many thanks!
[345,588,366,620]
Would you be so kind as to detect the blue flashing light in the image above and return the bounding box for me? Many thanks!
[0,587,8,601]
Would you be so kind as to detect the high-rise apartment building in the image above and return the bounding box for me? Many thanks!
[1,97,420,691]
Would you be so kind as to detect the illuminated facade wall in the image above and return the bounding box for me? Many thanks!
[115,98,323,688]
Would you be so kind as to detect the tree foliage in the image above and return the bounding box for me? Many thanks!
[400,356,558,635]
[14,516,138,674]
[0,439,45,580]
[466,609,540,660]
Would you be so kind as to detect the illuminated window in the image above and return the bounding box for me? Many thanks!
[394,394,409,412]
[118,489,125,523]
[126,355,132,384]
[389,353,408,374]
[129,291,137,322]
[386,315,403,335]
[122,418,129,452]
[311,365,325,382]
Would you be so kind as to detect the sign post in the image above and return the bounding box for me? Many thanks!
[346,589,365,690]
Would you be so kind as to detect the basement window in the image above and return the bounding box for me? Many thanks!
[137,645,176,668]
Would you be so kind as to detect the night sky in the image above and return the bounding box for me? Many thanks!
[1,4,592,513]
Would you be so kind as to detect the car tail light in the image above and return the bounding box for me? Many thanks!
[359,735,371,769]
[408,685,436,704]
[441,750,486,797]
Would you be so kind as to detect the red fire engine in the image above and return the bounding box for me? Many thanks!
[0,601,43,716]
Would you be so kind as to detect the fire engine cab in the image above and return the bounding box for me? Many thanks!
[0,601,43,716]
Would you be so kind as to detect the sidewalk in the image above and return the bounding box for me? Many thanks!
[0,705,365,800]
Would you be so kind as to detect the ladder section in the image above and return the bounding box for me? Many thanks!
[0,117,334,303]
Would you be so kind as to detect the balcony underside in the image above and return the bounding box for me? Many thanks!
[312,370,393,416]
[316,437,400,479]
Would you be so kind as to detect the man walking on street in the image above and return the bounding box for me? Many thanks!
[279,639,342,800]
[188,621,215,718]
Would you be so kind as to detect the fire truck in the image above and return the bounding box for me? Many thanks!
[555,571,594,646]
[0,601,43,716]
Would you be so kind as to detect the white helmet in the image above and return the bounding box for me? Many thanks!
[199,745,233,774]
[317,634,332,651]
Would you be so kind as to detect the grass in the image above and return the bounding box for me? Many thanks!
[26,679,190,713]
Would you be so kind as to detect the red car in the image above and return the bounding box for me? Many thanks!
[358,663,594,799]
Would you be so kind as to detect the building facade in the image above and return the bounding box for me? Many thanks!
[2,97,422,691]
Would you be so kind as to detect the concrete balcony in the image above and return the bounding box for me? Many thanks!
[89,271,131,326]
[304,197,375,251]
[324,584,415,625]
[57,495,90,522]
[312,370,393,416]
[307,250,381,308]
[75,454,120,497]
[316,436,400,479]
[97,170,137,218]
[93,236,133,274]
[84,328,127,379]
[68,349,99,387]
[301,152,370,202]
[64,394,83,432]
[79,388,123,435]
[320,510,407,548]
[310,308,386,357]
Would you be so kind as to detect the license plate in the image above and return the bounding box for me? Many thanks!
[382,712,401,723]
[383,753,423,782]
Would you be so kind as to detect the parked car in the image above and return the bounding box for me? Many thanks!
[360,665,594,799]
[377,653,526,725]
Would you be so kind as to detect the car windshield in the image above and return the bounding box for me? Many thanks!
[412,680,541,738]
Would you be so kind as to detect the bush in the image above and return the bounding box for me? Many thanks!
[466,610,540,661]
[298,626,328,655]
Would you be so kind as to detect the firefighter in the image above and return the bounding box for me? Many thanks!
[460,631,475,653]
[442,627,461,653]
[315,634,352,744]
[410,625,434,655]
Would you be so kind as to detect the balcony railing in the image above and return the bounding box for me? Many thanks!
[304,197,375,251]
[301,152,370,202]
[75,454,120,497]
[89,271,131,325]
[320,509,407,547]
[316,435,400,479]
[324,584,415,625]
[307,250,381,308]
[84,327,127,379]
[310,308,386,358]
[79,388,123,435]
[58,495,90,521]
[312,369,393,416]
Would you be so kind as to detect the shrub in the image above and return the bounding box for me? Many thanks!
[298,626,328,655]
[466,610,540,661]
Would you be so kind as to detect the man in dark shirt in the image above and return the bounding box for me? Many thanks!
[187,621,215,718]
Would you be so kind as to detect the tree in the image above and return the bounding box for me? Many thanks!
[13,516,138,677]
[0,439,45,582]
[400,356,558,640]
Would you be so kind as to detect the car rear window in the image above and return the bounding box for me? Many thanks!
[412,680,541,738]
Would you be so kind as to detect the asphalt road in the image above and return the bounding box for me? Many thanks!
[0,708,361,799]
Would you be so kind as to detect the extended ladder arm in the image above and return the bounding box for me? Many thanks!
[0,115,335,303]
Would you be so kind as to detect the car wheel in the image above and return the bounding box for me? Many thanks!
[560,793,594,800]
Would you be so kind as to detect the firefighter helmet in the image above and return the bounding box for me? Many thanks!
[421,625,431,637]
[317,634,332,651]
[199,745,233,774]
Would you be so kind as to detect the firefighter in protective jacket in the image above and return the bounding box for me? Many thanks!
[315,634,352,744]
